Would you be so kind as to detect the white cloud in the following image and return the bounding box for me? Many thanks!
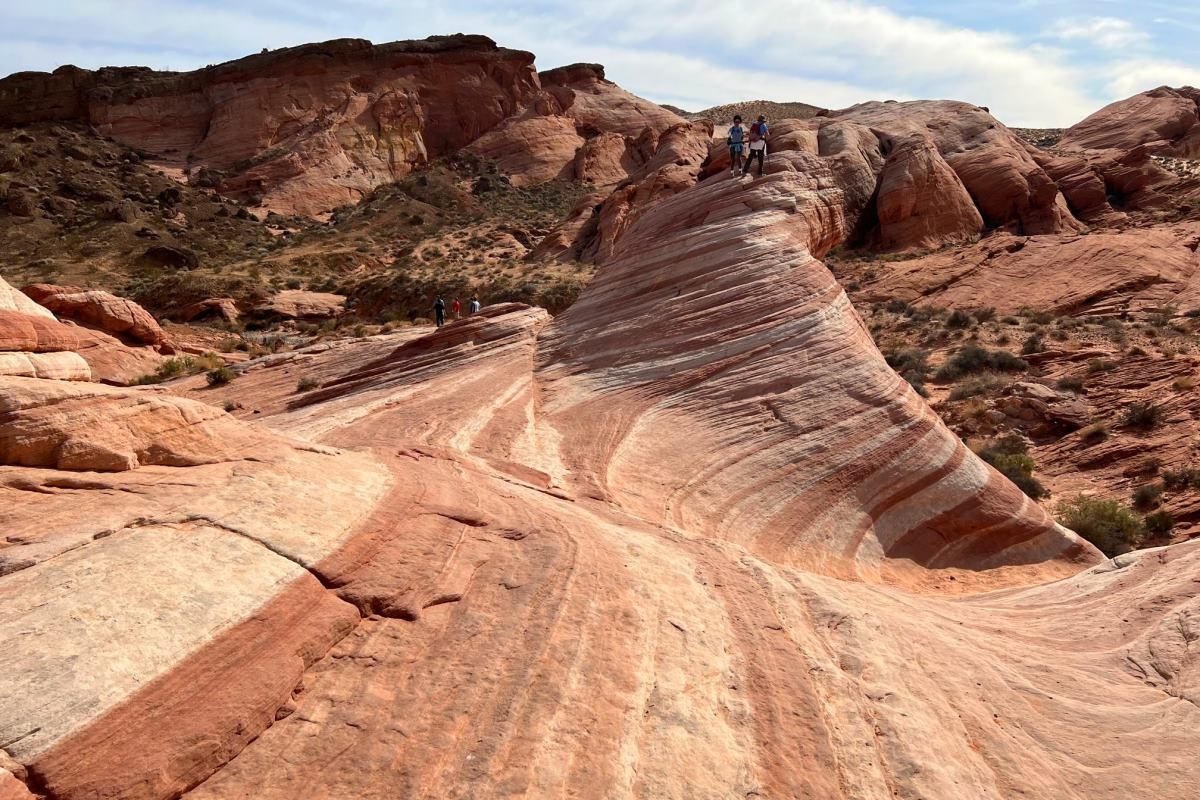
[1105,58,1200,98]
[1051,16,1149,49]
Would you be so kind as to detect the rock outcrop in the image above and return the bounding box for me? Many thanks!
[466,63,703,187]
[0,276,90,380]
[23,284,172,351]
[0,36,542,215]
[1060,85,1200,157]
[845,223,1200,314]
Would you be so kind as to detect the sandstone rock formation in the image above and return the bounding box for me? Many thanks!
[0,276,90,380]
[23,284,172,351]
[7,45,1200,800]
[845,224,1200,314]
[466,64,706,187]
[1061,85,1200,157]
[0,36,542,215]
[251,290,346,321]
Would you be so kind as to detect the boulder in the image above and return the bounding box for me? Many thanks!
[180,297,241,325]
[252,290,345,321]
[25,285,172,351]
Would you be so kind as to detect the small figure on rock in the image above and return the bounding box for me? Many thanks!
[744,115,768,177]
[727,115,747,177]
[433,295,446,327]
[452,297,462,319]
[468,296,481,316]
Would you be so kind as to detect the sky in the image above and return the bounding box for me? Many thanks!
[2,1,1200,127]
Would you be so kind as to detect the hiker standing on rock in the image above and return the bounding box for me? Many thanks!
[452,297,462,319]
[433,295,446,327]
[744,115,768,177]
[727,115,748,177]
[468,296,481,315]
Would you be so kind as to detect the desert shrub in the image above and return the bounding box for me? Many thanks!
[1145,509,1175,537]
[948,372,1011,401]
[1056,375,1085,393]
[976,435,1047,500]
[1019,308,1054,325]
[132,353,222,385]
[946,309,972,329]
[884,348,930,392]
[1127,346,1148,357]
[935,346,1027,381]
[1174,376,1196,391]
[206,366,237,386]
[1001,315,1021,325]
[1056,495,1145,556]
[973,307,997,324]
[1123,402,1163,431]
[1132,483,1163,510]
[1161,467,1200,491]
[1149,306,1178,328]
[1079,422,1110,444]
[884,299,910,314]
[296,376,320,392]
[1021,333,1044,355]
[1086,358,1116,374]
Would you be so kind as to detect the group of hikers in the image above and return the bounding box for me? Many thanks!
[726,114,770,178]
[433,295,481,327]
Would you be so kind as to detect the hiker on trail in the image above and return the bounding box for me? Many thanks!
[727,115,747,177]
[468,296,481,315]
[452,297,462,319]
[433,296,446,327]
[744,115,769,177]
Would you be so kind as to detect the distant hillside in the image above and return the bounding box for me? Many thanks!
[665,99,824,122]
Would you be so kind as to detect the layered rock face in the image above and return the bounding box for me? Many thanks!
[545,99,1084,265]
[466,63,708,187]
[0,276,90,380]
[0,36,541,215]
[1060,85,1200,157]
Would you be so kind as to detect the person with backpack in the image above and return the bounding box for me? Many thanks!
[468,296,481,315]
[727,115,747,177]
[744,115,769,177]
[452,297,462,319]
[433,295,446,327]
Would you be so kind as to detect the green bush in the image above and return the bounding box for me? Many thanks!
[976,435,1047,500]
[935,346,1028,381]
[973,307,997,324]
[1056,495,1145,557]
[296,376,320,392]
[1145,509,1175,537]
[1123,402,1163,431]
[946,309,972,329]
[132,354,222,385]
[206,366,237,386]
[885,348,930,395]
[1132,483,1163,510]
[1161,467,1200,491]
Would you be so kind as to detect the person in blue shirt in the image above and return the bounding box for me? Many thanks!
[726,115,747,177]
[744,115,769,177]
